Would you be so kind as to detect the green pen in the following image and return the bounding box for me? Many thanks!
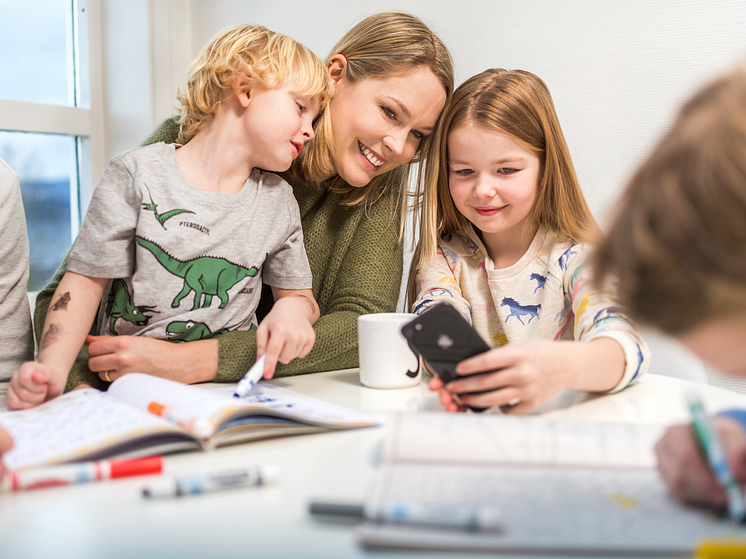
[687,391,746,522]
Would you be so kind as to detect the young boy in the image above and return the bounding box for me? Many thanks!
[7,25,330,410]
[594,68,746,510]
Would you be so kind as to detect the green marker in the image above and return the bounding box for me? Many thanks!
[687,391,745,522]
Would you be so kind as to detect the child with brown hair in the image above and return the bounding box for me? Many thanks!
[595,68,746,510]
[7,24,330,409]
[408,68,649,413]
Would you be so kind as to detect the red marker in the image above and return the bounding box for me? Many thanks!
[6,456,163,491]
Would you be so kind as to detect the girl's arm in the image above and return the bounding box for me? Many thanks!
[257,288,319,378]
[435,246,649,413]
[410,246,472,319]
[7,272,107,409]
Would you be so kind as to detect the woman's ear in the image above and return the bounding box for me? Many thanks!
[327,54,347,93]
[232,72,252,108]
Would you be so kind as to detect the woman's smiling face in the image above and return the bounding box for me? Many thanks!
[328,60,447,187]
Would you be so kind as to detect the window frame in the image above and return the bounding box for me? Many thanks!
[0,0,105,221]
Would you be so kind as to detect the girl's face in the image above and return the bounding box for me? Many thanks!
[448,123,540,245]
[328,59,446,187]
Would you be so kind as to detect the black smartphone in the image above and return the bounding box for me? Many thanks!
[401,303,492,412]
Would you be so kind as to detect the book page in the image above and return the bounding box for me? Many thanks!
[108,373,242,425]
[109,374,379,431]
[0,389,181,471]
[358,463,742,555]
[211,384,380,428]
[386,412,663,468]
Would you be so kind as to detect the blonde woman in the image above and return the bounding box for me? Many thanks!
[32,12,454,392]
[408,69,648,413]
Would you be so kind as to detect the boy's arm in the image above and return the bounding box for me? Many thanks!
[256,287,319,378]
[7,272,107,409]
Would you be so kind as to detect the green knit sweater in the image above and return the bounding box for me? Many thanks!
[35,118,404,390]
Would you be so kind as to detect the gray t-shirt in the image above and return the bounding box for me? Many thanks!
[68,143,312,342]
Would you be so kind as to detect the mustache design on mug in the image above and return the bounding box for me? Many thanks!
[358,313,422,389]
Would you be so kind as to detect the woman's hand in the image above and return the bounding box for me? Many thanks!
[431,338,625,414]
[86,335,218,385]
[655,417,746,509]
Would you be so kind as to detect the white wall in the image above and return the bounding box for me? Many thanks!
[184,0,746,226]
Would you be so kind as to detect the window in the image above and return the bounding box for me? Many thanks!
[0,0,104,291]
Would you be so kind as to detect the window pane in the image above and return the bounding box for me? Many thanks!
[0,131,77,291]
[0,0,73,106]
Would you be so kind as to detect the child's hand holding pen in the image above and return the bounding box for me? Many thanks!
[255,288,319,379]
[655,407,746,513]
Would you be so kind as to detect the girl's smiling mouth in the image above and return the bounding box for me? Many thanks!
[474,206,505,216]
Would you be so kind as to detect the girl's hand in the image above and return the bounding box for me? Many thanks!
[433,338,624,414]
[6,362,66,410]
[256,296,316,379]
[86,335,218,385]
[655,418,746,509]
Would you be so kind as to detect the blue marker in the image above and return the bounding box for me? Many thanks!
[234,354,266,398]
[687,391,746,522]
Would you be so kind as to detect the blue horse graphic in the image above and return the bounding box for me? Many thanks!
[530,272,547,293]
[501,297,541,325]
[558,247,578,271]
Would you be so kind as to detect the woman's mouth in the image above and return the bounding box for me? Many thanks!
[291,141,303,157]
[358,140,384,169]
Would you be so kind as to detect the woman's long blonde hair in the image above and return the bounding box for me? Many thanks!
[407,69,599,308]
[290,12,454,211]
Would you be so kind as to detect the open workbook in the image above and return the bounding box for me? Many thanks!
[358,412,746,557]
[0,373,378,472]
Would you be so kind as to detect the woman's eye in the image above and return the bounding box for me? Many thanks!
[498,167,517,175]
[381,106,397,120]
[411,130,424,140]
[296,103,306,113]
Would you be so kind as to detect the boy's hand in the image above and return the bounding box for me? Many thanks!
[6,362,65,410]
[256,297,316,379]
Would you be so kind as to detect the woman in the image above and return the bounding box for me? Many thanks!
[34,12,454,390]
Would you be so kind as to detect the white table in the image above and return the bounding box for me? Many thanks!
[2,370,746,559]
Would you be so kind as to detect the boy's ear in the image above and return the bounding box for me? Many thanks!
[232,72,252,108]
[327,55,347,93]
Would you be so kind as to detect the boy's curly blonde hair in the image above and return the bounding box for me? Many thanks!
[176,24,331,145]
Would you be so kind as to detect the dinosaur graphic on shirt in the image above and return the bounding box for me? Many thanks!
[141,183,195,229]
[136,236,259,310]
[165,320,230,342]
[105,278,158,334]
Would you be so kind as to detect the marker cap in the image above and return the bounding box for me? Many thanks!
[110,456,163,479]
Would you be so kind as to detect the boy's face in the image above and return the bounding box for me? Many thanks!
[239,79,321,172]
[678,315,746,376]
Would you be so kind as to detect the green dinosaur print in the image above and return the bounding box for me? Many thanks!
[166,320,229,342]
[136,236,259,311]
[105,278,157,334]
[142,183,195,228]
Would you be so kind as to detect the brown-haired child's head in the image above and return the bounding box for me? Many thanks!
[594,69,746,336]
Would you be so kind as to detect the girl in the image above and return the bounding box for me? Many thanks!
[408,69,648,414]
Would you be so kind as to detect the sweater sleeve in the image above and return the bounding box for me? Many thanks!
[411,244,472,322]
[215,187,404,381]
[562,246,650,393]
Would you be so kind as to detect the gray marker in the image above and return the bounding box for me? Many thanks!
[142,465,278,498]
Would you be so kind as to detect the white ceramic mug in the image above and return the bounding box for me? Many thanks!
[358,313,421,389]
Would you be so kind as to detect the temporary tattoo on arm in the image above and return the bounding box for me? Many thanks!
[40,323,62,352]
[51,292,71,311]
